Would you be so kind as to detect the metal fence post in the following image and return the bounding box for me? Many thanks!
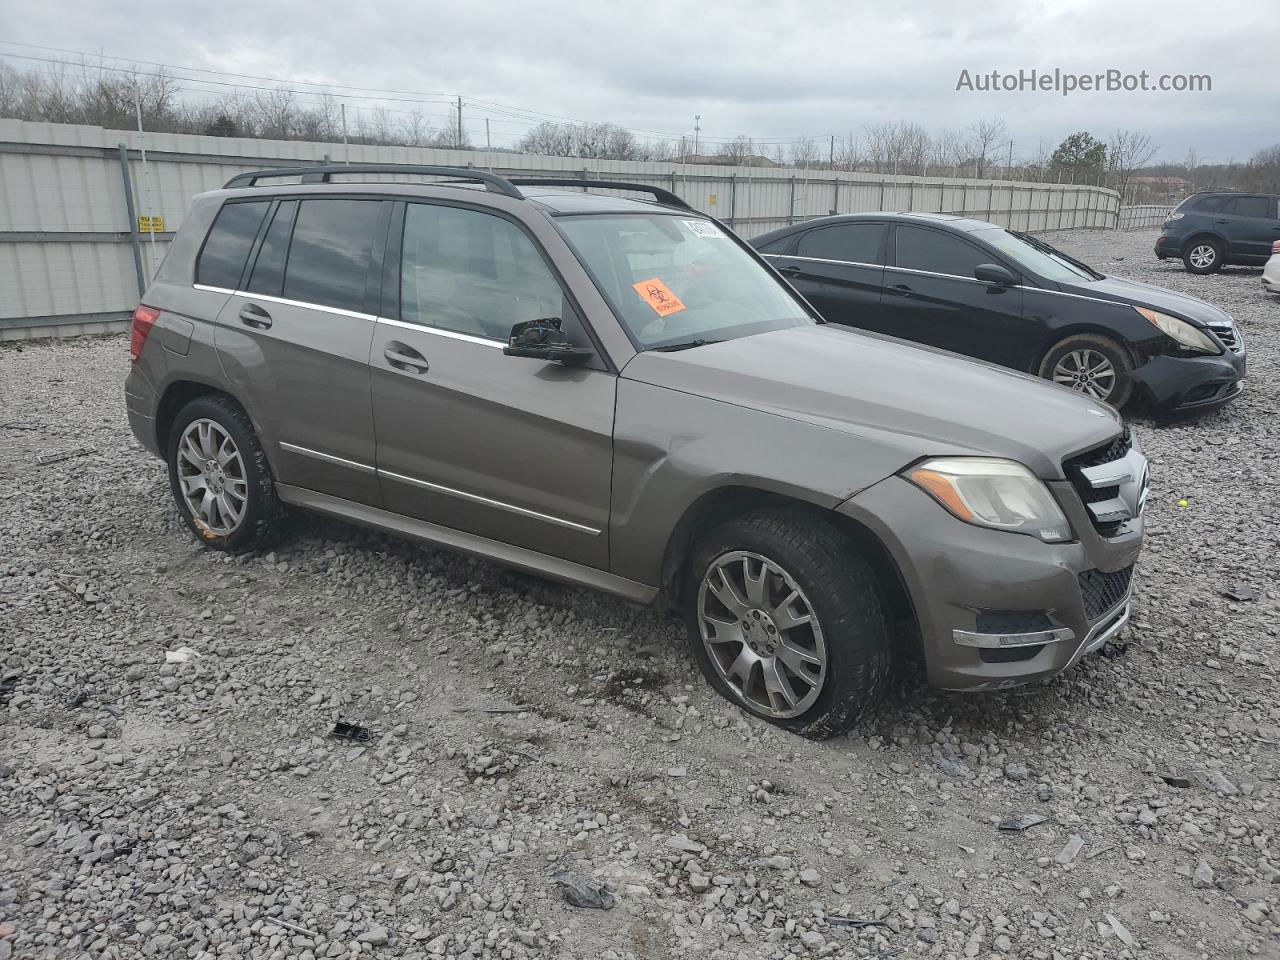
[729,174,737,228]
[878,179,886,211]
[789,176,796,225]
[117,143,147,298]
[831,177,839,215]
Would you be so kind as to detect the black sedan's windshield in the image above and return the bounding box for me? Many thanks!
[977,228,1101,283]
[556,214,814,350]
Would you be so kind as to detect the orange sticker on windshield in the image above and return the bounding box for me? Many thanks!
[632,278,686,317]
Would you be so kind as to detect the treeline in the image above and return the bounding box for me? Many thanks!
[2,62,1277,201]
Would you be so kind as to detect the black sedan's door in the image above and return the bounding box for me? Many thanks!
[882,224,1028,370]
[764,222,890,332]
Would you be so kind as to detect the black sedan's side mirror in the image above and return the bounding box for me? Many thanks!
[974,263,1018,286]
[503,318,593,364]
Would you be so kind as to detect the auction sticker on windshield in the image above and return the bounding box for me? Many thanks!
[632,278,687,317]
[684,219,722,239]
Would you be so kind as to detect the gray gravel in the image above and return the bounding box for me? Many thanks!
[1,228,1278,959]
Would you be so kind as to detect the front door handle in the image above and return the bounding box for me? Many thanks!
[887,283,912,297]
[384,342,429,374]
[1215,218,1229,224]
[777,264,805,277]
[239,303,272,329]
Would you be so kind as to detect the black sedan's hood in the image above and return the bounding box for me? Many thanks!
[1065,275,1234,328]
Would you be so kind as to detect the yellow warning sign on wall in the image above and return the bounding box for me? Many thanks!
[137,215,165,233]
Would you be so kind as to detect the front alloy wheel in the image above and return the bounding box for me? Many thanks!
[697,551,827,718]
[1051,349,1117,402]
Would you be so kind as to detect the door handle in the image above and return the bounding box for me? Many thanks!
[383,342,429,374]
[238,303,272,329]
[777,264,804,277]
[887,283,912,297]
[1214,218,1229,224]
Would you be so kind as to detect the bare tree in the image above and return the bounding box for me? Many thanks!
[1107,129,1157,197]
[967,117,1006,178]
[789,136,820,169]
[1245,143,1280,194]
[722,135,756,166]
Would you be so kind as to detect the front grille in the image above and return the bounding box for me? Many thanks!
[1079,566,1134,621]
[1207,323,1242,354]
[1064,429,1147,536]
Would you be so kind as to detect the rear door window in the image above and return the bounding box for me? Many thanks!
[893,225,988,278]
[197,201,269,289]
[282,199,384,313]
[1194,195,1232,213]
[796,223,884,264]
[1229,196,1274,219]
[246,200,298,297]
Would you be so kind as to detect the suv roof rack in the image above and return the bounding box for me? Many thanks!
[223,164,524,199]
[509,178,693,211]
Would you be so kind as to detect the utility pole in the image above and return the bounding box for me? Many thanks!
[693,115,700,157]
[341,103,349,163]
[133,94,157,278]
[485,118,491,151]
[456,96,463,149]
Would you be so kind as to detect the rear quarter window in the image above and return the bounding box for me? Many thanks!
[196,201,270,289]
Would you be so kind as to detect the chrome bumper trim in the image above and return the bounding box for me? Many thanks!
[953,625,1075,649]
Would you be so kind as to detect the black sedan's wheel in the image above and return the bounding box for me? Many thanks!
[167,395,282,552]
[1039,334,1134,409]
[1183,238,1223,274]
[684,509,891,739]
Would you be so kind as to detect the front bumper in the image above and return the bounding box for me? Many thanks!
[1130,349,1246,414]
[838,474,1142,691]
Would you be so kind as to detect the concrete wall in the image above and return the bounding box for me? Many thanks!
[0,119,1123,339]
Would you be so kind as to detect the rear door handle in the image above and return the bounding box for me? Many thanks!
[383,342,429,374]
[1214,218,1229,224]
[777,264,805,277]
[887,283,912,297]
[239,303,272,329]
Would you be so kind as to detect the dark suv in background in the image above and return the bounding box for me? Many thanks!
[1155,191,1280,273]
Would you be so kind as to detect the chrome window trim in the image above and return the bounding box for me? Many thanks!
[375,315,504,349]
[378,469,601,535]
[764,254,883,270]
[191,284,376,321]
[883,264,1010,285]
[279,442,377,474]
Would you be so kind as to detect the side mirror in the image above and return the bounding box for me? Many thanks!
[503,318,593,364]
[974,263,1018,286]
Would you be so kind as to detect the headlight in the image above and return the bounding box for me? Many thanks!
[1135,306,1219,354]
[1167,212,1184,221]
[904,457,1072,543]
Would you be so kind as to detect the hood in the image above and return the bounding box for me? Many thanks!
[1074,275,1234,328]
[622,325,1122,480]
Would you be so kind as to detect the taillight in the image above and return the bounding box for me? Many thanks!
[130,305,160,362]
[1272,240,1280,255]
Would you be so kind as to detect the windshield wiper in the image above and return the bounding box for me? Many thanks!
[651,339,724,352]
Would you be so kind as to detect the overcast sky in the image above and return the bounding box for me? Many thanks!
[2,0,1275,164]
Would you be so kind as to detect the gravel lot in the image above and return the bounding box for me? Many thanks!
[2,228,1278,960]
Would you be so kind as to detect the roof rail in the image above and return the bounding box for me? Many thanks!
[508,178,693,211]
[222,164,524,199]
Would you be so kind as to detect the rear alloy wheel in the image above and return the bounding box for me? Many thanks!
[1039,334,1133,409]
[167,395,283,552]
[684,509,891,739]
[1183,238,1222,274]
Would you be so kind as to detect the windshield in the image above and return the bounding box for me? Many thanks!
[555,214,814,349]
[976,228,1099,283]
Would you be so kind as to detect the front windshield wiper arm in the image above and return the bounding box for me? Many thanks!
[651,339,724,352]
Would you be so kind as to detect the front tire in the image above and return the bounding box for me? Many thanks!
[166,395,282,553]
[684,509,891,739]
[1038,334,1134,409]
[1183,237,1223,274]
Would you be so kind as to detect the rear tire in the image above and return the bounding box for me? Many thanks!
[684,509,891,739]
[1183,237,1223,274]
[166,395,282,553]
[1038,334,1134,409]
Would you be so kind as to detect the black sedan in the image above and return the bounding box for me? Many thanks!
[750,213,1245,413]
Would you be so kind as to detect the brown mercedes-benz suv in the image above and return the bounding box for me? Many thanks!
[125,165,1146,738]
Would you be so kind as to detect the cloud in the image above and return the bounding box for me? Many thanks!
[1,0,1273,161]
